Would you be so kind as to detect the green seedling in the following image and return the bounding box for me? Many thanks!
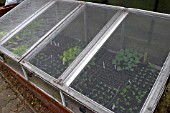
[0,31,7,38]
[129,108,133,113]
[112,48,143,71]
[60,45,96,68]
[5,19,46,47]
[60,46,81,65]
[11,45,29,56]
[120,106,125,112]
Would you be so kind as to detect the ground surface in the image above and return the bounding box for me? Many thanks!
[155,79,170,113]
[0,65,53,113]
[0,75,33,113]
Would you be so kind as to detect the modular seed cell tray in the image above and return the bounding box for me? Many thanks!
[60,9,170,113]
[0,0,81,76]
[0,0,170,113]
[21,2,123,106]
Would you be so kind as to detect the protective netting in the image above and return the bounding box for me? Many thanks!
[3,1,79,56]
[70,12,170,113]
[0,0,51,40]
[29,4,118,79]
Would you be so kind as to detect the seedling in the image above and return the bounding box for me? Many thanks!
[60,45,96,68]
[0,31,7,38]
[11,45,29,56]
[125,101,130,106]
[60,46,81,65]
[127,96,131,101]
[112,48,143,71]
[120,106,125,112]
[129,108,133,113]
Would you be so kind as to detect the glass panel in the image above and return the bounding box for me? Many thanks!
[0,0,50,40]
[29,4,118,79]
[3,1,79,56]
[70,13,170,113]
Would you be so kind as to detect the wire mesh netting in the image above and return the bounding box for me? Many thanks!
[2,1,79,57]
[0,0,51,40]
[28,4,118,79]
[0,0,169,113]
[70,12,170,113]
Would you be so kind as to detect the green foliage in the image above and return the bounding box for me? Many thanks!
[129,108,133,113]
[136,91,146,103]
[11,45,29,56]
[60,45,96,68]
[120,106,125,112]
[0,31,7,38]
[60,46,82,65]
[112,48,143,71]
[17,19,45,38]
[6,19,45,45]
[0,0,5,4]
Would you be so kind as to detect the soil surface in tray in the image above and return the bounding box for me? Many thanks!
[71,48,159,113]
[30,36,85,79]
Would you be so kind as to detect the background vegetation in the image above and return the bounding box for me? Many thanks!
[0,0,5,4]
[80,0,170,13]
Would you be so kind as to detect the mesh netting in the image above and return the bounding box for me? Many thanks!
[29,4,118,79]
[122,13,170,66]
[3,1,79,56]
[0,0,51,40]
[70,12,170,113]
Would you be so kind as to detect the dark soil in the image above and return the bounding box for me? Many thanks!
[71,48,159,113]
[29,36,85,79]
